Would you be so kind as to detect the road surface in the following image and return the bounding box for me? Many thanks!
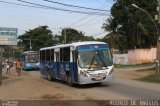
[0,66,160,101]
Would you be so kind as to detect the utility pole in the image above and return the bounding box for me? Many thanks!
[132,4,160,75]
[155,5,160,75]
[158,5,160,75]
[0,46,3,85]
[24,39,32,50]
[29,38,32,50]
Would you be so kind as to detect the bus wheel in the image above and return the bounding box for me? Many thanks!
[47,71,52,81]
[66,74,73,86]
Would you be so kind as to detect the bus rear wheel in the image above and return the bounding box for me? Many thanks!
[66,74,73,86]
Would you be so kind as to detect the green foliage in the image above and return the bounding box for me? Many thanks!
[18,26,56,51]
[139,74,160,83]
[102,0,158,52]
[3,46,20,59]
[60,28,95,43]
[18,26,96,51]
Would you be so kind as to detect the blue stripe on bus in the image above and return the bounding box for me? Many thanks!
[78,48,109,51]
[77,44,109,51]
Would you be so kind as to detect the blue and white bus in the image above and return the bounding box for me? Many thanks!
[40,41,114,85]
[20,51,40,70]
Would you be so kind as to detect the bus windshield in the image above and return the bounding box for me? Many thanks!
[78,49,113,69]
[25,55,39,63]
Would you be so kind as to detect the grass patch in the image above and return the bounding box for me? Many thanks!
[136,67,160,83]
[114,62,155,68]
[139,74,160,83]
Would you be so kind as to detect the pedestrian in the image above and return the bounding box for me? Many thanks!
[6,61,10,75]
[2,62,5,68]
[16,59,22,76]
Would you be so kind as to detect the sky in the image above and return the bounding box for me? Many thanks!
[0,0,114,38]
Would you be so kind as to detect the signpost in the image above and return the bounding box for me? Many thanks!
[0,27,18,85]
[156,5,160,75]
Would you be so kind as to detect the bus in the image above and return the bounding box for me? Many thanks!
[40,41,114,85]
[20,51,40,71]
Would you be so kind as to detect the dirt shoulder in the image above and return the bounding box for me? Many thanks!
[115,64,156,79]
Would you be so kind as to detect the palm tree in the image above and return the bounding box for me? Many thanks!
[102,17,120,50]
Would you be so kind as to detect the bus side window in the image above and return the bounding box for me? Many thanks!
[40,51,42,61]
[60,48,63,62]
[42,50,46,61]
[63,47,70,62]
[51,49,54,62]
[46,49,50,61]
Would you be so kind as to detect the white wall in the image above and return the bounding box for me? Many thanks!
[113,54,128,65]
[113,48,157,65]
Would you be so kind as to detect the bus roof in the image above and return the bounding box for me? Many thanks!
[40,41,107,51]
[21,51,39,55]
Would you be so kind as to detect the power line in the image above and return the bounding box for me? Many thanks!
[44,0,108,12]
[17,0,105,16]
[0,0,107,16]
[69,1,109,27]
[73,22,101,28]
[0,0,47,9]
[17,0,107,16]
[73,1,114,27]
[69,1,113,28]
[92,31,106,37]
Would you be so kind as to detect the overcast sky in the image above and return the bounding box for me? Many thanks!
[0,0,114,38]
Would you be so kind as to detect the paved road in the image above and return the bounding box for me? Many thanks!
[95,78,160,99]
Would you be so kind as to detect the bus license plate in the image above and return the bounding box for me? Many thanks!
[95,76,102,80]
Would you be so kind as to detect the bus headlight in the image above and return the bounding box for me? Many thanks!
[80,70,88,77]
[109,68,114,75]
[36,62,40,66]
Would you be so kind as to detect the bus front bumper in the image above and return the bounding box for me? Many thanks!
[78,73,114,85]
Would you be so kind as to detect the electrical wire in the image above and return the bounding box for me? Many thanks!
[0,0,107,16]
[44,0,108,12]
[0,0,47,9]
[69,1,110,27]
[17,0,107,16]
[70,1,112,27]
[92,31,106,36]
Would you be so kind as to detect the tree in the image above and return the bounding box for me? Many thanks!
[60,28,85,43]
[102,17,120,49]
[3,46,20,59]
[18,26,55,51]
[103,0,158,51]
